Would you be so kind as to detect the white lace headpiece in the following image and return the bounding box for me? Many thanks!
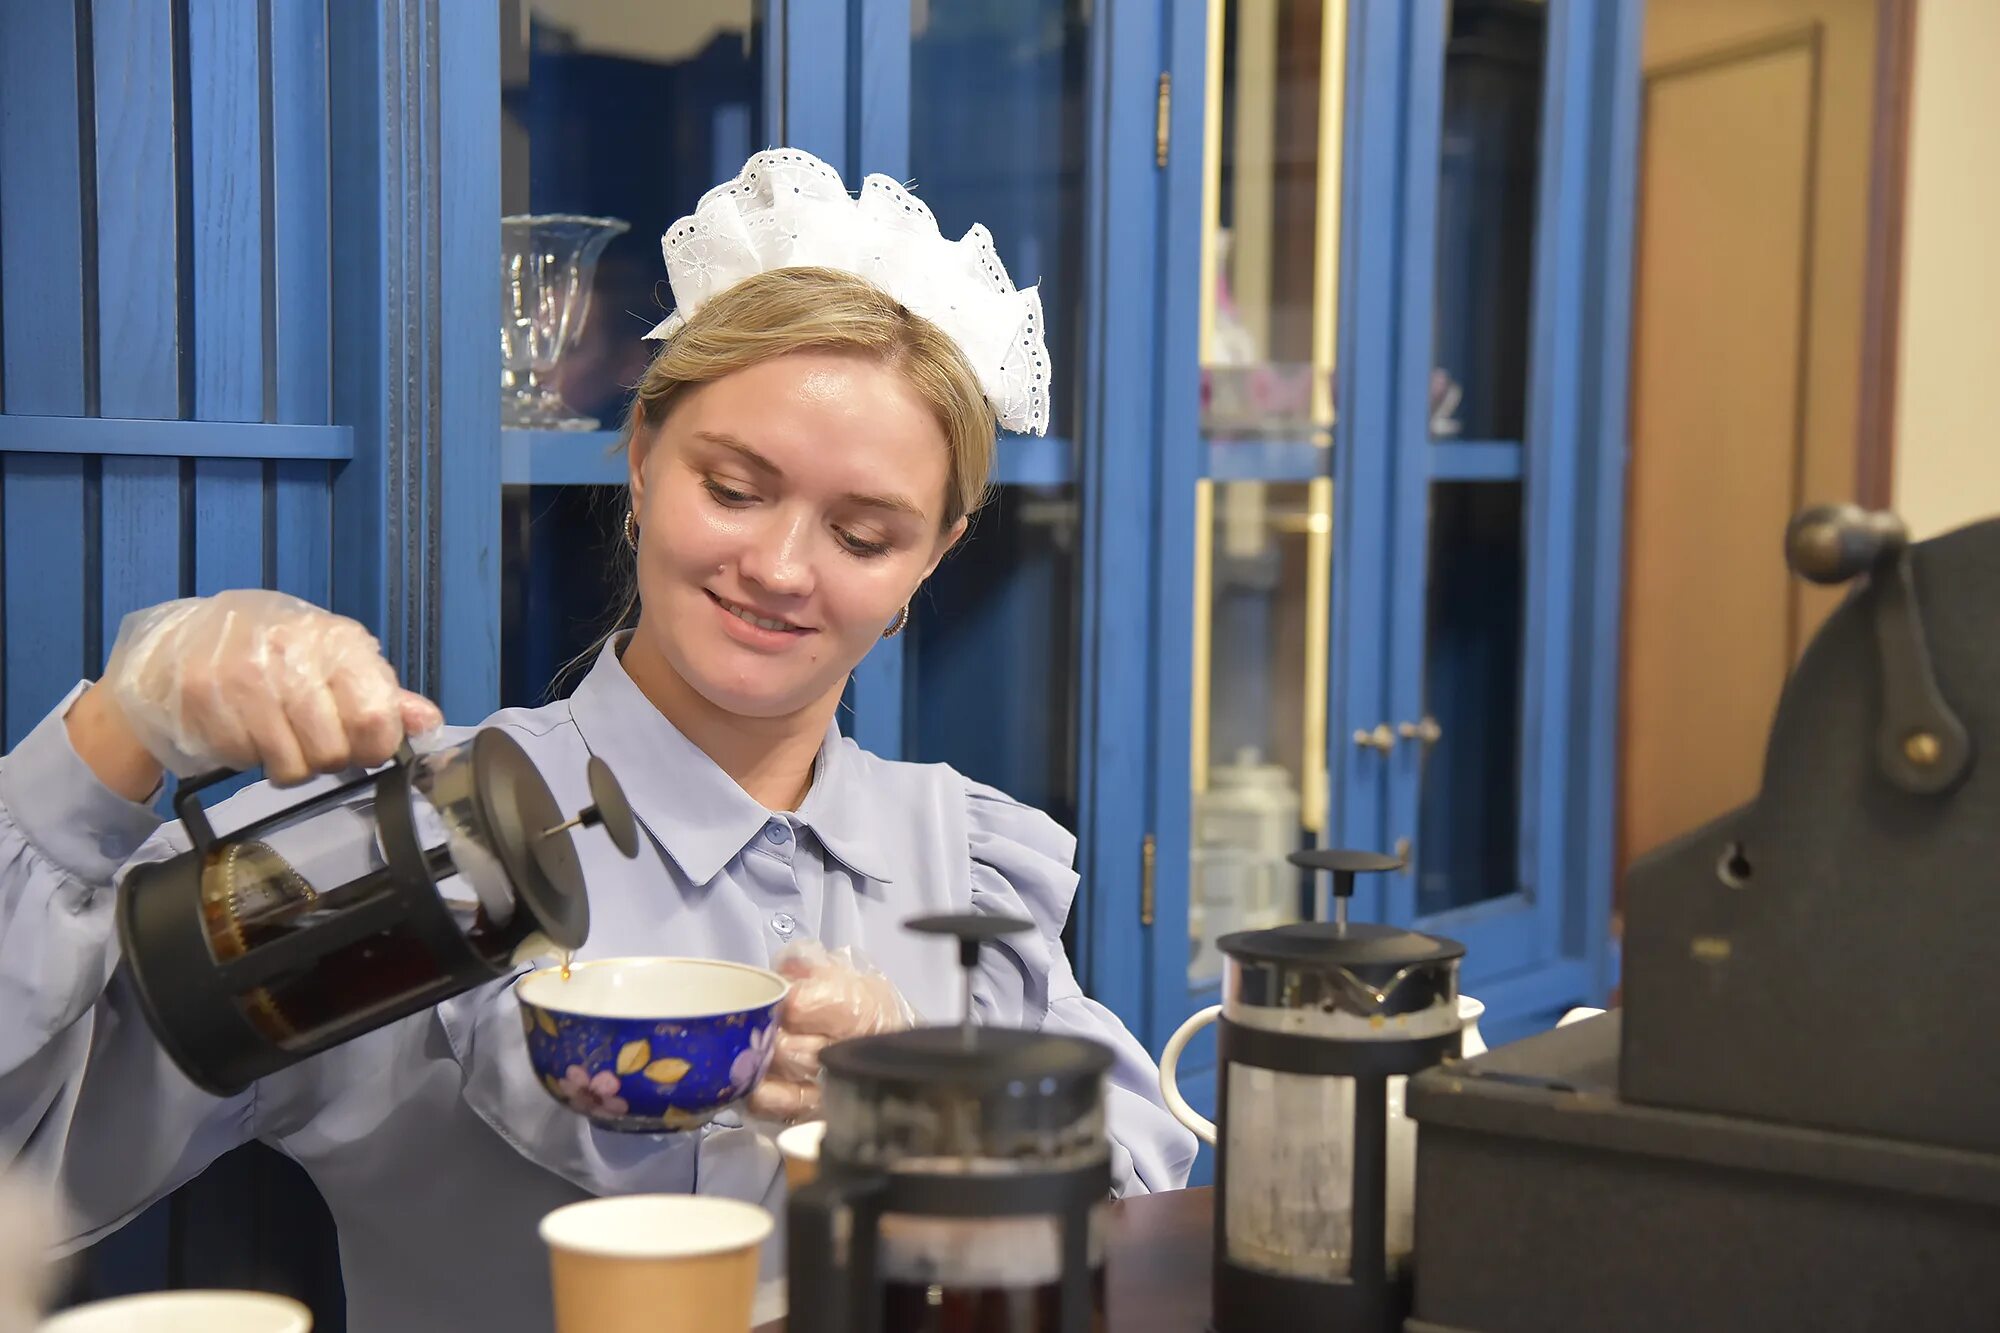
[643,148,1050,436]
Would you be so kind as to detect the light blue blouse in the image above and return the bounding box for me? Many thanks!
[0,636,1196,1331]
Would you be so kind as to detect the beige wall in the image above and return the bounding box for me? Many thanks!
[1891,1,2000,540]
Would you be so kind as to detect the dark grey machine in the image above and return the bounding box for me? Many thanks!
[1405,505,2000,1332]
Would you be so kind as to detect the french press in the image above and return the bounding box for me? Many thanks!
[116,731,638,1096]
[788,914,1112,1333]
[1183,850,1467,1332]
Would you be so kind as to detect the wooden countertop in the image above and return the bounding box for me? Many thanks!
[755,1186,1213,1332]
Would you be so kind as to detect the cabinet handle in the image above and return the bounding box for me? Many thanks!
[1397,716,1442,746]
[1353,723,1396,754]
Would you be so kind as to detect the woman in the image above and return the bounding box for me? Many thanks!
[0,151,1195,1330]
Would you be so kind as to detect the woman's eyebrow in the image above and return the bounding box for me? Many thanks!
[696,430,924,519]
[694,430,781,475]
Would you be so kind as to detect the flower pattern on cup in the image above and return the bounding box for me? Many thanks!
[516,963,787,1133]
[558,1065,630,1118]
[727,1021,777,1098]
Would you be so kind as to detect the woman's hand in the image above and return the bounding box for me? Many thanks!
[747,941,914,1123]
[68,589,441,798]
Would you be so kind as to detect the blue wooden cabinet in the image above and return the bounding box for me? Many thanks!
[1140,0,1640,1175]
[494,0,1641,1067]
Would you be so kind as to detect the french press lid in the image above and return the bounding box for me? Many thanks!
[1218,849,1466,1018]
[818,914,1114,1164]
[454,729,634,950]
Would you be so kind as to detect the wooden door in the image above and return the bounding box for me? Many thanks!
[1622,31,1819,866]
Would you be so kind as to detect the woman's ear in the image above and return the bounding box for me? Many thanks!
[626,425,655,516]
[922,515,970,582]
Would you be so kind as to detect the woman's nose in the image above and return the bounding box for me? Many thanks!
[740,511,815,596]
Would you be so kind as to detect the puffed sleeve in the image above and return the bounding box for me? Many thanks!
[0,684,259,1250]
[962,779,1197,1196]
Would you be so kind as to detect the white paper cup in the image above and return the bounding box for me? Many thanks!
[777,1120,826,1190]
[540,1195,773,1333]
[36,1291,311,1333]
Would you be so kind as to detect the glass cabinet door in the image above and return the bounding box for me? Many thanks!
[497,1,769,707]
[1179,0,1347,997]
[1383,0,1558,989]
[901,0,1089,829]
[1187,476,1333,986]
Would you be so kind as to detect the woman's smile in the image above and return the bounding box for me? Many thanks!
[705,589,815,648]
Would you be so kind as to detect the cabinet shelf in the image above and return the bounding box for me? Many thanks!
[501,429,1076,488]
[500,429,627,485]
[1432,438,1523,481]
[1202,438,1332,482]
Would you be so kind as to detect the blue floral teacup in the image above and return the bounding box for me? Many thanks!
[517,957,788,1133]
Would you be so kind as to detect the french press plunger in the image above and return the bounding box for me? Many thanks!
[116,732,638,1095]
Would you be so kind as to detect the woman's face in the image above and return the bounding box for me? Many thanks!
[628,349,965,721]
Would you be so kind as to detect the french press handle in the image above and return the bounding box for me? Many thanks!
[170,740,418,853]
[787,1170,887,1333]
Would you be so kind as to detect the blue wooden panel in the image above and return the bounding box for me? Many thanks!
[833,0,908,758]
[0,4,91,414]
[92,0,181,419]
[0,417,352,460]
[269,0,333,607]
[1380,0,1446,931]
[99,457,183,653]
[1568,0,1643,999]
[326,0,390,643]
[1076,1,1163,1027]
[1330,0,1412,908]
[1141,0,1215,1041]
[187,0,267,598]
[1,459,91,746]
[187,0,265,423]
[270,0,330,426]
[91,0,186,668]
[782,2,848,168]
[436,0,502,721]
[1513,0,1594,970]
[0,4,91,747]
[852,0,909,177]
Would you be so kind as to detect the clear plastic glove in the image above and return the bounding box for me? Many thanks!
[747,940,915,1123]
[101,589,441,783]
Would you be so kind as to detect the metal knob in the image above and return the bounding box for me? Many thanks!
[1353,723,1396,754]
[1397,717,1442,746]
[1785,503,1907,585]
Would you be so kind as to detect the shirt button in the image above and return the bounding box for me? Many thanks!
[765,822,790,844]
[770,912,799,940]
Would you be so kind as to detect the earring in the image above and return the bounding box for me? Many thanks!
[624,508,639,551]
[882,605,910,639]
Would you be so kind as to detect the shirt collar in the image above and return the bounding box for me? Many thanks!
[566,634,895,886]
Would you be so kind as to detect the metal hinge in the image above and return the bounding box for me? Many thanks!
[1140,833,1158,925]
[1155,72,1171,167]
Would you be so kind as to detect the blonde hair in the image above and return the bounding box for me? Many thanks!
[628,267,996,528]
[556,268,996,696]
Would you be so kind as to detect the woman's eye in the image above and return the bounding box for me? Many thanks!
[702,479,757,507]
[837,527,892,558]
